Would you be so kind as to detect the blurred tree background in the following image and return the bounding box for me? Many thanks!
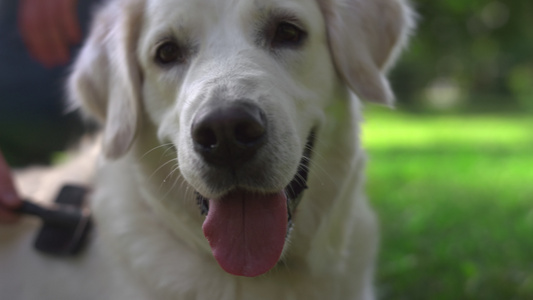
[391,0,533,111]
[364,1,533,298]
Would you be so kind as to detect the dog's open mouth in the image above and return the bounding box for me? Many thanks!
[195,131,315,277]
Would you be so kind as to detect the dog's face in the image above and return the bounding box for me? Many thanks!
[69,0,412,277]
[139,0,335,198]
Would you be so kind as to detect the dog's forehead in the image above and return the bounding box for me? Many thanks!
[143,0,324,34]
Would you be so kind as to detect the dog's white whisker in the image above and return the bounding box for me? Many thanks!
[162,174,182,198]
[183,186,195,204]
[150,158,179,181]
[166,163,181,180]
[159,162,181,190]
[161,145,177,158]
[293,173,308,190]
[141,143,174,160]
[305,147,337,187]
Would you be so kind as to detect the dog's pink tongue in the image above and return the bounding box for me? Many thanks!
[202,190,287,277]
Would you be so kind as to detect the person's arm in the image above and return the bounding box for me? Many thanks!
[18,0,81,68]
[0,151,21,223]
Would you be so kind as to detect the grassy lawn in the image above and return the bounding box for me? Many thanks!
[362,107,533,300]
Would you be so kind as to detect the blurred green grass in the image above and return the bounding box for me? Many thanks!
[362,107,533,300]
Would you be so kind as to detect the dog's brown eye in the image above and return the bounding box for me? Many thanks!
[271,22,306,48]
[155,41,183,65]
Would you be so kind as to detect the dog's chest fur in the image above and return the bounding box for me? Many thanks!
[87,103,376,299]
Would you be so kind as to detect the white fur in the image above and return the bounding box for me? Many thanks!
[0,0,413,299]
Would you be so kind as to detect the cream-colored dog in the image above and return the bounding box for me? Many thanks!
[0,0,413,299]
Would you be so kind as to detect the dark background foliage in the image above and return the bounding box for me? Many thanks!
[392,0,533,111]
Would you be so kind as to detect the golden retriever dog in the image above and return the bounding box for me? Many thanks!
[0,0,414,298]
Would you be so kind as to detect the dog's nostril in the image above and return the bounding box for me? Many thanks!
[193,127,218,149]
[234,121,265,145]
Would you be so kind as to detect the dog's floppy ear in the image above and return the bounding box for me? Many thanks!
[319,0,414,105]
[68,1,143,158]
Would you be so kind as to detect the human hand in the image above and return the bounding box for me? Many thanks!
[18,0,81,68]
[0,151,21,223]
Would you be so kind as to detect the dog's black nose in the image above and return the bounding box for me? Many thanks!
[191,102,267,166]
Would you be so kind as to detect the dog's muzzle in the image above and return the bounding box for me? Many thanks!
[196,130,315,222]
[191,101,315,278]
